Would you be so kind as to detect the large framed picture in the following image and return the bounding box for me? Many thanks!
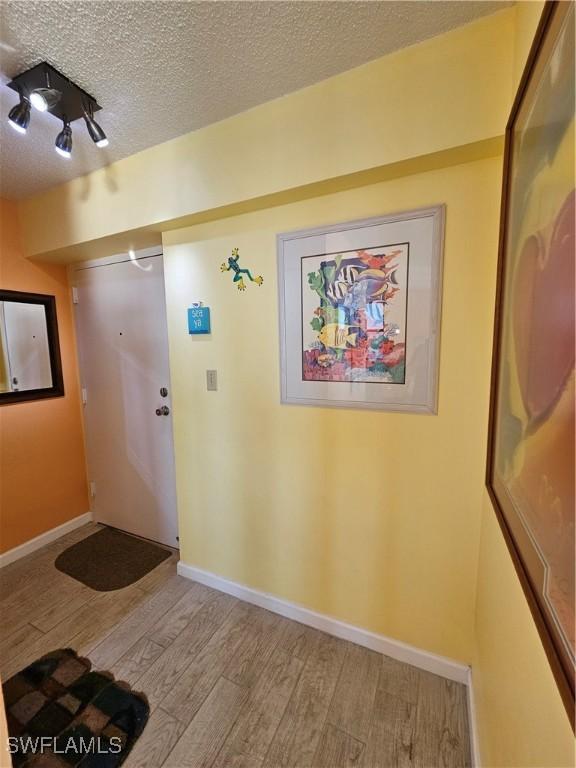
[487,1,574,722]
[277,206,444,412]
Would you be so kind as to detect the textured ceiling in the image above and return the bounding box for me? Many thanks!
[0,1,510,200]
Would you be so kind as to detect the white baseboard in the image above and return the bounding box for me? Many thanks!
[0,512,93,568]
[466,668,481,767]
[177,561,470,685]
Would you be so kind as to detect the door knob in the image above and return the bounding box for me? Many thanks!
[155,405,170,416]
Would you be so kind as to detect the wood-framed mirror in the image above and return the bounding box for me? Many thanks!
[0,289,65,405]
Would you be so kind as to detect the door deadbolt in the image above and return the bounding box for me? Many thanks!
[155,405,170,416]
[160,387,168,397]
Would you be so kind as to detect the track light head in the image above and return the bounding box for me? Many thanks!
[83,111,108,148]
[8,94,30,134]
[30,87,61,113]
[55,121,72,158]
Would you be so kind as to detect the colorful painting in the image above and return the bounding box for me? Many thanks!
[301,245,408,383]
[487,1,575,719]
[278,206,444,412]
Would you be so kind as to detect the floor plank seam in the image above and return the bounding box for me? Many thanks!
[262,641,308,762]
[28,618,54,633]
[88,579,192,666]
[310,653,348,767]
[145,596,239,715]
[326,721,367,747]
[208,676,253,767]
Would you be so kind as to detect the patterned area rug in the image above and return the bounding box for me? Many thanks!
[3,648,149,767]
[55,527,172,591]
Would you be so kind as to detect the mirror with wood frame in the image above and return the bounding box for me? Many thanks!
[0,289,64,405]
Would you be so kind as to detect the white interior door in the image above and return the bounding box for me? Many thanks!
[72,251,178,548]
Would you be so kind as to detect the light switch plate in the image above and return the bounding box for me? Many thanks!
[206,370,218,391]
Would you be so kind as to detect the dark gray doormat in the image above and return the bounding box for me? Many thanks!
[55,527,172,591]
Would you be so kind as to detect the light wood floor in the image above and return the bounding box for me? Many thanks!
[0,523,471,768]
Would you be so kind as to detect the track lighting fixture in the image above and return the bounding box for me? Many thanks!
[83,102,108,148]
[5,61,108,160]
[55,120,72,158]
[8,92,30,134]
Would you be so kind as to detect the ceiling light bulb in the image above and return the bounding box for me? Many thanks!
[8,95,30,134]
[30,87,61,112]
[83,110,108,148]
[30,91,47,111]
[55,122,72,158]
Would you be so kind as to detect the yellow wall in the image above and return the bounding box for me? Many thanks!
[474,495,575,767]
[472,2,575,766]
[164,155,502,663]
[19,8,514,262]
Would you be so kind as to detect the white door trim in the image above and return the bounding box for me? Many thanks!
[68,246,163,274]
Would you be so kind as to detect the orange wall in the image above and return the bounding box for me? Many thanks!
[0,198,88,553]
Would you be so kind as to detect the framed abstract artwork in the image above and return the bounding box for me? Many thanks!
[486,1,575,722]
[277,205,444,412]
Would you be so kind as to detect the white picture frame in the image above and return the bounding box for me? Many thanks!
[277,205,445,413]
